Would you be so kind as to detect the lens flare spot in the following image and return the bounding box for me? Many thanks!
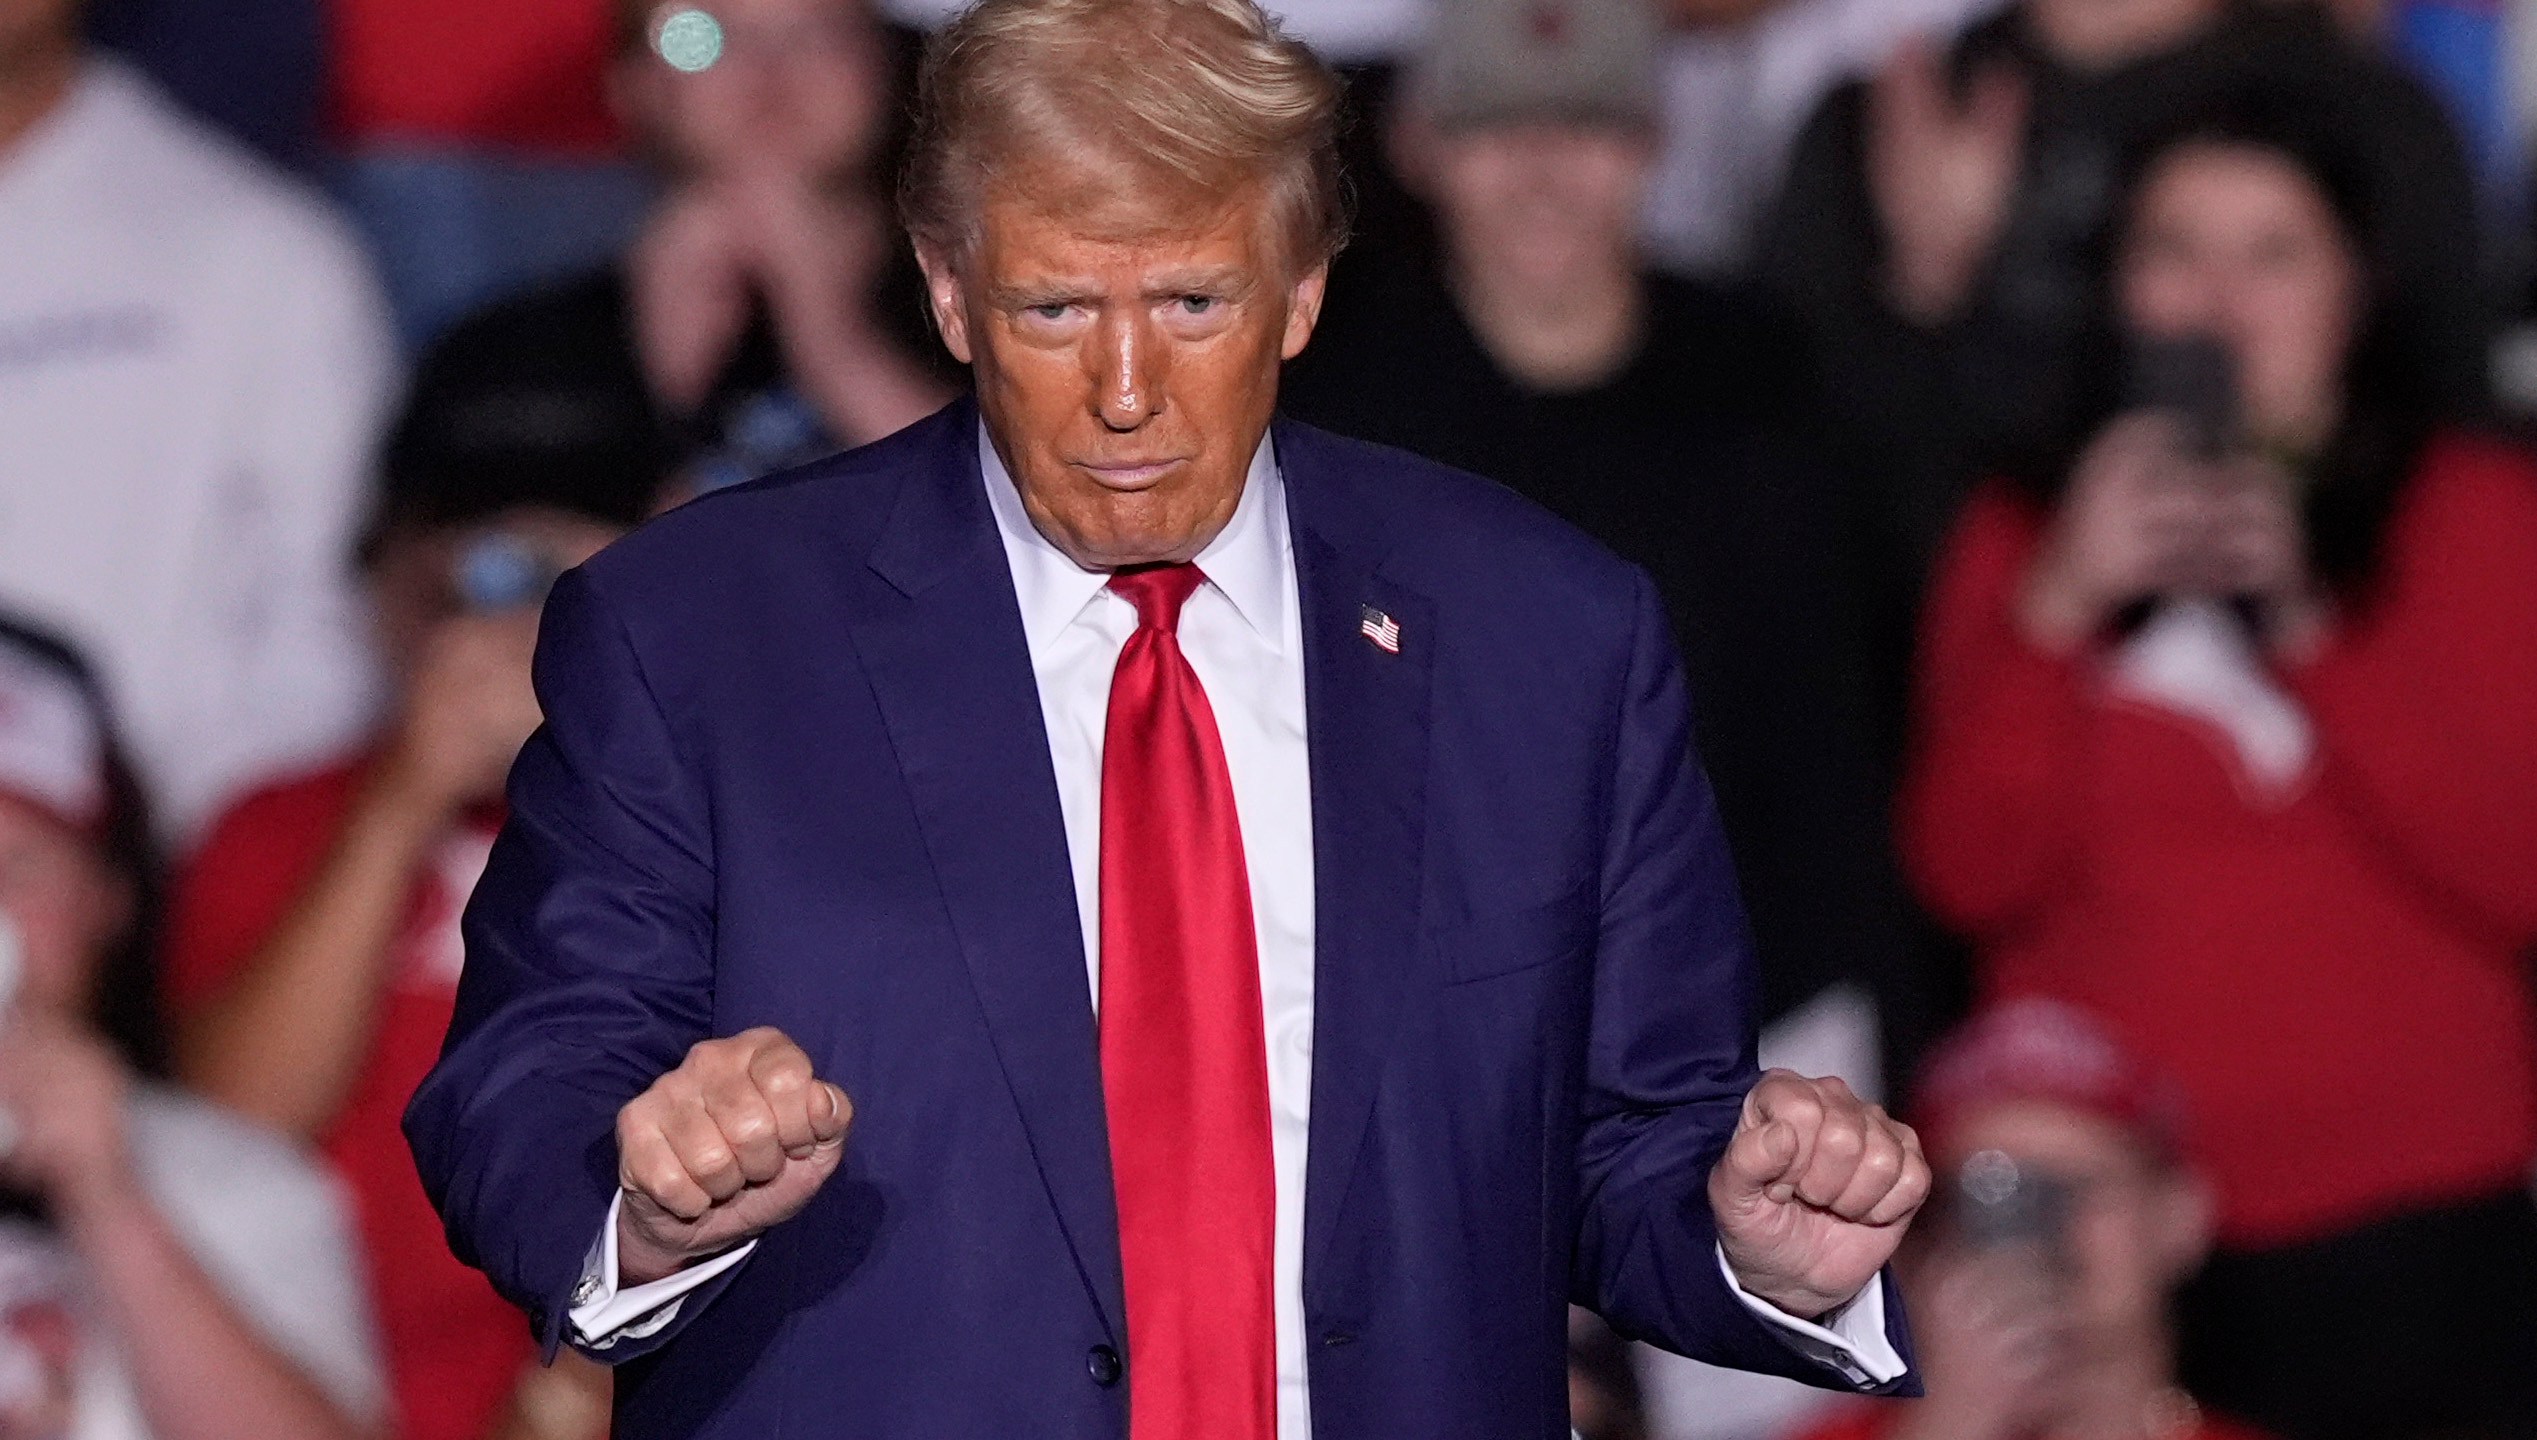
[655,8,725,73]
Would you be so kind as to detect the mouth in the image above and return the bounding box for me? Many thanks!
[1074,458,1189,492]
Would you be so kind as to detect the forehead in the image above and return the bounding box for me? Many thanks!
[964,164,1284,287]
[2135,143,2332,227]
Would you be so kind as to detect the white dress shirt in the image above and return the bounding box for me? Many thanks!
[570,430,1906,1423]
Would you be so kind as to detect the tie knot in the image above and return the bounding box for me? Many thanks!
[1108,564,1206,633]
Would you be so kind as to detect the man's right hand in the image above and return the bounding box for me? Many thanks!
[615,1028,853,1286]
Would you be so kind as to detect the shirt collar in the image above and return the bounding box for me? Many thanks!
[979,422,1290,656]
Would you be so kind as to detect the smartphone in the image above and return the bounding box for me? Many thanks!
[2122,333,2240,461]
[1950,1148,2074,1256]
[453,532,563,613]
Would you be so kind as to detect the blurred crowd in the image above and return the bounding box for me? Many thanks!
[1,0,2533,1436]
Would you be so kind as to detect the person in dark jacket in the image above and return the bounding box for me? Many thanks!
[1283,0,1929,1080]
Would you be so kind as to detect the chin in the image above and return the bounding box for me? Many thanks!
[1041,496,1217,571]
[1069,531,1205,572]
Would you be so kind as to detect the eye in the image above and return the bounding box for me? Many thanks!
[1178,294,1218,315]
[1028,302,1071,321]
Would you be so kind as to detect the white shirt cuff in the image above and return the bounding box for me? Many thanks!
[1715,1244,1909,1387]
[568,1191,758,1348]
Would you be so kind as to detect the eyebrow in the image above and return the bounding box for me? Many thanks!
[1140,266,1253,300]
[987,266,1257,310]
[989,279,1099,310]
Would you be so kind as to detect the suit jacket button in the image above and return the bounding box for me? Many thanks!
[1087,1345,1123,1387]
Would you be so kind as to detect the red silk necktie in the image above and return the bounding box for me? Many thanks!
[1098,564,1277,1440]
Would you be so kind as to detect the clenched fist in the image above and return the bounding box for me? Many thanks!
[1709,1070,1930,1320]
[616,1028,853,1286]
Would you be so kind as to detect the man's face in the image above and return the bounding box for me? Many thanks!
[1409,121,1650,293]
[920,174,1326,571]
[1933,1101,2210,1349]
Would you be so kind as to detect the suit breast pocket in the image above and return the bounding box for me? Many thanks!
[1430,880,1596,985]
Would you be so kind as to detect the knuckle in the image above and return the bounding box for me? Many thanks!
[636,1160,689,1201]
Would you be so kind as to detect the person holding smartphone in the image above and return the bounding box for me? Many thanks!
[1783,1000,2256,1440]
[1899,92,2537,1440]
[160,359,672,1440]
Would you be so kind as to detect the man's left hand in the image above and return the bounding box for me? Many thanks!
[1710,1070,1930,1320]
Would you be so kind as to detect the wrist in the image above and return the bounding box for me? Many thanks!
[1747,1279,1848,1323]
[2014,569,2104,656]
[2264,591,2333,666]
[615,1208,696,1289]
[1722,1245,1851,1322]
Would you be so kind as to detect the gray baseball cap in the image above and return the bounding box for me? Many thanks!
[1408,0,1665,132]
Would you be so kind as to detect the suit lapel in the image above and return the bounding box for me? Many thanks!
[846,407,1126,1343]
[1280,424,1439,1287]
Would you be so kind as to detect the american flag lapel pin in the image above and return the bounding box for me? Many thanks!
[1358,605,1402,655]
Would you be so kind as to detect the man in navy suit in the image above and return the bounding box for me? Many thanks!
[405,1,1932,1435]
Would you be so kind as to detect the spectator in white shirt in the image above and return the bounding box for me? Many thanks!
[0,0,396,842]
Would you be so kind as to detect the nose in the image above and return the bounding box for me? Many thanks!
[1091,311,1164,433]
[2162,267,2239,344]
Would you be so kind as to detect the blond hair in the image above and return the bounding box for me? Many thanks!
[900,0,1349,271]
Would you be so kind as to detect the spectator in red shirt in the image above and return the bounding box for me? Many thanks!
[164,350,677,1440]
[1786,1000,2266,1440]
[1899,91,2537,1439]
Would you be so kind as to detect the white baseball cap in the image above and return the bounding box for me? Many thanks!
[0,633,106,835]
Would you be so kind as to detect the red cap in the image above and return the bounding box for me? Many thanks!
[1912,998,2190,1160]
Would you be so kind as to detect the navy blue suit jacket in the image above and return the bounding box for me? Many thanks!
[406,399,1916,1439]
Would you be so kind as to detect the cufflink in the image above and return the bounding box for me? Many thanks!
[572,1273,602,1307]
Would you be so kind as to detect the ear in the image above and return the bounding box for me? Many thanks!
[1280,262,1330,362]
[2148,1170,2217,1287]
[916,243,976,366]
